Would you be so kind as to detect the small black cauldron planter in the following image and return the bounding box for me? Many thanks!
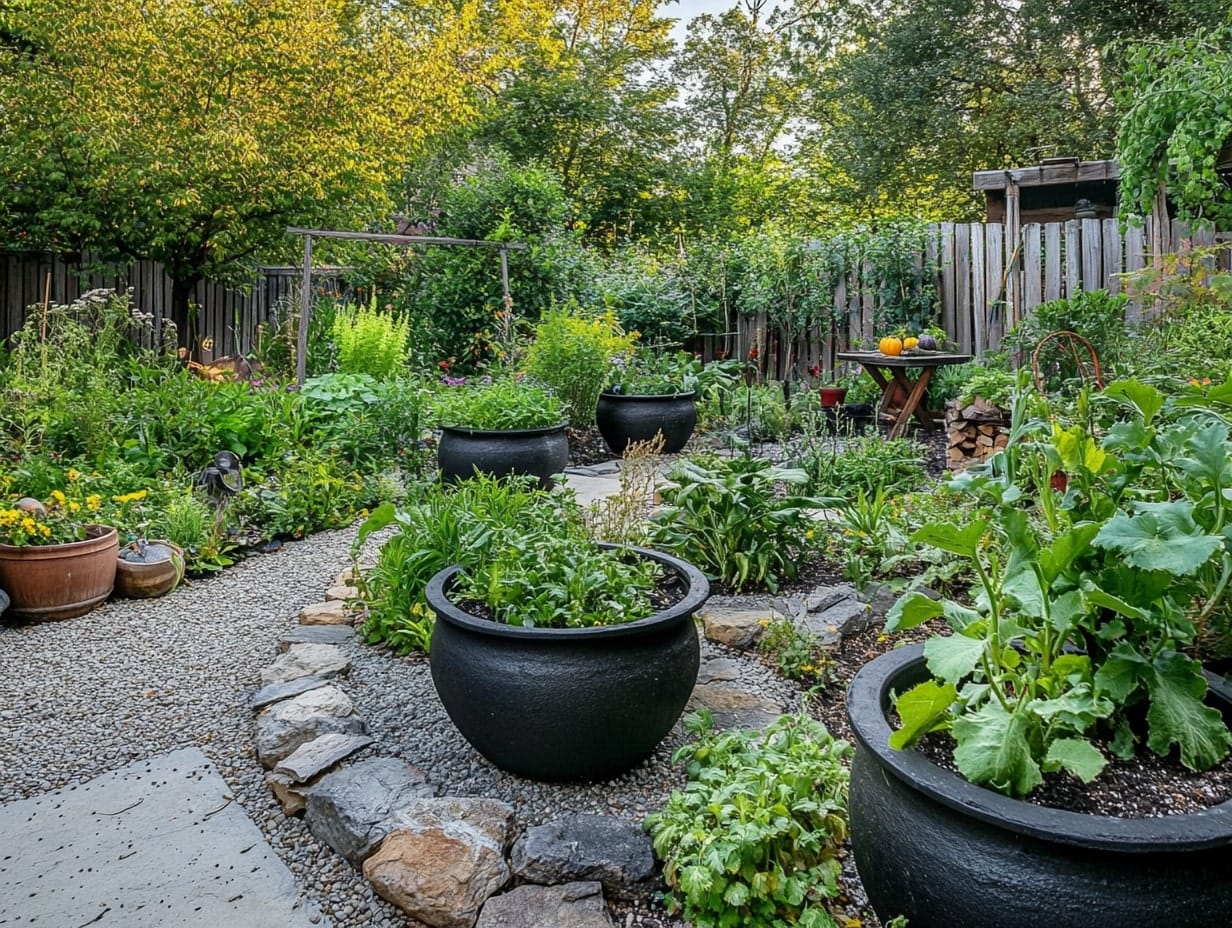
[425,545,709,781]
[436,424,569,490]
[846,643,1232,928]
[595,391,697,455]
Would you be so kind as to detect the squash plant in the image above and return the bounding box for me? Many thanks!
[1116,22,1232,227]
[888,379,1232,797]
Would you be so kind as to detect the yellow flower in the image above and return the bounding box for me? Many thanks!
[51,489,67,506]
[68,501,81,512]
[86,495,102,512]
[38,524,51,538]
[67,468,80,482]
[805,529,816,540]
[21,517,36,533]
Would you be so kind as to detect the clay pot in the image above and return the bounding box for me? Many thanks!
[114,540,185,599]
[0,524,118,621]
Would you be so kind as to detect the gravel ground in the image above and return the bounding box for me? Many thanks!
[0,521,822,928]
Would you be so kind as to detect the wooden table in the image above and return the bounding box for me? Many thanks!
[837,350,973,440]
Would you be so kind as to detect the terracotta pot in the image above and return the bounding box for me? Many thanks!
[426,545,709,781]
[819,386,848,408]
[0,524,118,621]
[114,540,185,599]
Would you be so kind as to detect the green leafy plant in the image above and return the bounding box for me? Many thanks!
[453,535,663,628]
[887,380,1232,797]
[797,434,926,499]
[609,350,707,396]
[354,475,578,653]
[1002,290,1134,390]
[1124,244,1232,384]
[0,479,107,546]
[523,304,637,428]
[645,710,852,928]
[1117,21,1232,228]
[758,618,837,689]
[431,376,566,430]
[651,455,831,592]
[956,364,1017,409]
[331,297,411,379]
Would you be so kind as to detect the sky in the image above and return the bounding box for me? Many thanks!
[666,0,737,45]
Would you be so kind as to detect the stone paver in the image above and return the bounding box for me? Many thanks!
[0,748,328,927]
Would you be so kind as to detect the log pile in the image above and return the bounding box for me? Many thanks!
[946,398,1009,468]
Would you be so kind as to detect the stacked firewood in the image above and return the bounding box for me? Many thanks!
[945,397,1009,467]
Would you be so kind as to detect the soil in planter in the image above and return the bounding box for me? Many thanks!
[913,729,1232,818]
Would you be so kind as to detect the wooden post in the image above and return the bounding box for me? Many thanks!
[1004,177,1022,332]
[296,234,313,387]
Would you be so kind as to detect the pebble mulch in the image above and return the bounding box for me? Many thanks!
[0,520,813,928]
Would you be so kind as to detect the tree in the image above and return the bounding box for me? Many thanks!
[791,0,1231,221]
[0,0,553,345]
[474,0,681,243]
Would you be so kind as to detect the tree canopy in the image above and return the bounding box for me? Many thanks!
[3,0,1230,319]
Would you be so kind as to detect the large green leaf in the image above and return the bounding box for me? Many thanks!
[1103,379,1165,426]
[1036,523,1101,584]
[1093,502,1222,575]
[885,590,942,632]
[952,701,1042,797]
[1094,642,1147,701]
[1043,737,1106,783]
[924,633,985,685]
[1143,652,1232,770]
[1175,420,1232,489]
[910,520,987,558]
[889,680,957,749]
[1031,684,1114,730]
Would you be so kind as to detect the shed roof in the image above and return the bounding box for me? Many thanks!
[972,157,1119,192]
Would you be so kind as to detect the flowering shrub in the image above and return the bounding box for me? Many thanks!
[0,470,148,546]
[0,478,104,546]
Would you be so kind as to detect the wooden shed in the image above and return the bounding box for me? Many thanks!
[973,157,1120,225]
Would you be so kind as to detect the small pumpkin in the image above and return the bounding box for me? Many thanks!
[903,336,920,351]
[878,336,903,356]
[917,333,939,351]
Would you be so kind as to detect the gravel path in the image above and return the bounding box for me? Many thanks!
[0,522,803,927]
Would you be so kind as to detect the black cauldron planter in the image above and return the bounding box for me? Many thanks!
[425,545,709,781]
[436,424,569,490]
[595,391,697,455]
[846,643,1232,928]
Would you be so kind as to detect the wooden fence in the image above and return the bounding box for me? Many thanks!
[732,216,1231,382]
[0,253,347,360]
[5,216,1229,372]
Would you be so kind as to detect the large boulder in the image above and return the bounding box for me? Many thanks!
[363,797,515,928]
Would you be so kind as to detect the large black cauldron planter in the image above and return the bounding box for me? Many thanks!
[595,391,697,455]
[425,546,709,781]
[437,424,569,490]
[846,643,1232,928]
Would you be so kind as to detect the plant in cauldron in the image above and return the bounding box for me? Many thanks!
[597,350,705,454]
[430,374,569,487]
[846,379,1232,928]
[425,509,709,781]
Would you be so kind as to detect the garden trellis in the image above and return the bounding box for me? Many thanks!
[285,228,528,385]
